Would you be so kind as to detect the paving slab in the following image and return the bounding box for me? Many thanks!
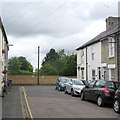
[2,86,23,118]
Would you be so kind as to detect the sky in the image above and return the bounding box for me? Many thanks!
[1,0,119,70]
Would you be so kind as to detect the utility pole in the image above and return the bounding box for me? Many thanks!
[38,46,40,85]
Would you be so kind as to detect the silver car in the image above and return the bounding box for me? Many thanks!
[65,79,85,96]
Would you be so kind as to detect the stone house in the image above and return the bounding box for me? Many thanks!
[0,17,9,95]
[76,16,120,82]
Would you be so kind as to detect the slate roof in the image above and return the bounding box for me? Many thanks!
[0,17,8,44]
[76,24,120,50]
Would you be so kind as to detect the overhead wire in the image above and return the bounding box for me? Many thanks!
[18,1,66,37]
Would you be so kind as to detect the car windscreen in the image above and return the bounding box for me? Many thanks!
[60,80,66,83]
[107,82,120,90]
[60,78,71,83]
[74,80,84,85]
[114,82,120,89]
[82,81,88,85]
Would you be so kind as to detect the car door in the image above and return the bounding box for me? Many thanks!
[91,81,102,101]
[84,80,96,100]
[68,79,73,93]
[66,79,72,93]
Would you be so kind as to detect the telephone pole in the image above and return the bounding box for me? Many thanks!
[38,46,40,85]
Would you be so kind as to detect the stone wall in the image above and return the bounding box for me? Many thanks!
[7,75,76,85]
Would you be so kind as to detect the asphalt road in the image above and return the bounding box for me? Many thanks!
[24,85,119,119]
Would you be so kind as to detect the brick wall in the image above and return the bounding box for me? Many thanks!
[7,75,76,85]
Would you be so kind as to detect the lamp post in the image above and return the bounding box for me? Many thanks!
[38,46,40,85]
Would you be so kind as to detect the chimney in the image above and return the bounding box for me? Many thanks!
[105,16,120,31]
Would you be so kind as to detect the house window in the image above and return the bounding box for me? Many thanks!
[91,45,95,60]
[98,67,101,80]
[81,49,84,63]
[109,37,114,57]
[92,70,95,80]
[81,67,84,79]
[109,69,115,81]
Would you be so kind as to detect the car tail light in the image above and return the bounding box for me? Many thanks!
[103,88,110,94]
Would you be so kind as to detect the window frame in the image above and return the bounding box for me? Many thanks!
[91,45,95,60]
[81,49,84,63]
[109,37,115,57]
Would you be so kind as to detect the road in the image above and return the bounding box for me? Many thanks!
[24,85,119,119]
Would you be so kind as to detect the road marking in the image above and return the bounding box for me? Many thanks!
[22,86,33,120]
[19,86,25,118]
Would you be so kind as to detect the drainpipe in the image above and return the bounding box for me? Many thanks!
[86,47,88,81]
[116,32,119,82]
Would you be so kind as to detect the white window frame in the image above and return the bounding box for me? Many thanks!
[109,68,115,81]
[91,45,95,60]
[109,37,114,57]
[81,49,84,63]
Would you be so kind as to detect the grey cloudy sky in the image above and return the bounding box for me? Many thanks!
[1,0,119,70]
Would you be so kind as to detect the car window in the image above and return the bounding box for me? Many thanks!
[82,81,88,85]
[88,81,96,88]
[118,87,120,90]
[65,78,71,83]
[114,82,120,89]
[94,81,101,88]
[94,81,106,88]
[107,82,115,89]
[74,80,84,85]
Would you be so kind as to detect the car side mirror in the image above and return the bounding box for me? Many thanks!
[85,85,89,88]
[69,82,72,85]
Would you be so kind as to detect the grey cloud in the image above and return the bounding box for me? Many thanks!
[89,1,118,20]
[2,2,92,38]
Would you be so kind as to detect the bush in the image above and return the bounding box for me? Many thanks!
[19,70,33,75]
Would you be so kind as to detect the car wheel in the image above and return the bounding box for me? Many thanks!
[81,92,85,100]
[55,86,57,89]
[97,96,104,107]
[114,99,120,113]
[58,86,61,91]
[65,87,68,94]
[71,89,74,96]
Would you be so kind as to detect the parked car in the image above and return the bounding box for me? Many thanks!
[81,80,120,107]
[65,79,86,96]
[114,87,120,113]
[55,77,71,91]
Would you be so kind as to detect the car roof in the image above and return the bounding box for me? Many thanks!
[90,80,120,83]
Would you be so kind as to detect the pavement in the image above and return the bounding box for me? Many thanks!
[2,86,23,118]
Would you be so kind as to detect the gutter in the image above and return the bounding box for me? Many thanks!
[116,32,120,82]
[86,47,88,81]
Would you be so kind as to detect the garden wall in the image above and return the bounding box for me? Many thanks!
[7,75,76,85]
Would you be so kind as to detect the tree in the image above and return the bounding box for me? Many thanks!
[39,48,77,76]
[18,56,33,72]
[58,49,66,58]
[42,48,59,65]
[62,54,77,76]
[8,57,21,75]
[40,63,58,75]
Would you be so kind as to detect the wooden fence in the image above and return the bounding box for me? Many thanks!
[8,75,76,85]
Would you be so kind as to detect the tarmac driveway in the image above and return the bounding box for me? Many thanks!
[24,85,119,119]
